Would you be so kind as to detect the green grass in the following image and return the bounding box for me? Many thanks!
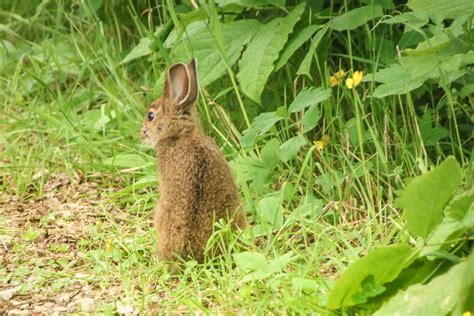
[1,0,472,314]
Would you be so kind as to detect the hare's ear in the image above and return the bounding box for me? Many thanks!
[164,58,199,108]
[164,63,189,106]
[185,58,199,105]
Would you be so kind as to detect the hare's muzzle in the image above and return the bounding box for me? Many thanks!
[141,128,148,138]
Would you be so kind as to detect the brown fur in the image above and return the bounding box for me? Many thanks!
[141,59,245,262]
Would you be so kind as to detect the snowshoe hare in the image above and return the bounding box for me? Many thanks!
[141,58,246,262]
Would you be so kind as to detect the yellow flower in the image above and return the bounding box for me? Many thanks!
[345,71,364,89]
[462,312,472,316]
[329,69,346,87]
[106,241,112,253]
[315,141,325,151]
[315,134,330,151]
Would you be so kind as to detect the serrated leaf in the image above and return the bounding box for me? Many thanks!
[260,138,281,169]
[238,3,305,103]
[240,111,283,147]
[233,251,269,271]
[268,251,296,271]
[258,196,283,229]
[292,277,320,291]
[328,5,384,31]
[397,156,463,239]
[288,87,331,113]
[327,244,416,309]
[405,16,467,56]
[274,25,320,71]
[302,103,321,133]
[277,134,306,162]
[374,254,474,316]
[370,52,474,98]
[419,109,449,146]
[171,19,261,87]
[407,0,474,19]
[250,112,283,134]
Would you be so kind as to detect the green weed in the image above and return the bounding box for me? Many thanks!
[0,0,472,314]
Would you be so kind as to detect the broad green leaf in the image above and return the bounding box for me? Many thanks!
[120,37,151,64]
[268,251,296,271]
[445,190,474,225]
[328,5,384,31]
[292,277,320,291]
[215,0,285,7]
[361,0,394,8]
[240,129,259,148]
[381,12,429,30]
[232,155,273,195]
[240,111,284,147]
[327,244,416,309]
[258,196,283,229]
[102,154,152,169]
[164,21,207,48]
[419,110,449,146]
[274,25,320,71]
[277,134,306,162]
[291,194,323,220]
[377,258,443,302]
[296,26,329,78]
[422,190,474,255]
[233,251,269,271]
[375,254,474,316]
[421,218,464,256]
[235,250,295,283]
[249,111,283,134]
[121,21,174,64]
[80,109,110,131]
[407,0,474,19]
[302,103,321,133]
[397,156,463,239]
[405,16,467,56]
[351,275,386,304]
[316,171,345,193]
[371,52,474,98]
[288,87,331,113]
[260,138,281,169]
[238,3,305,103]
[171,19,261,87]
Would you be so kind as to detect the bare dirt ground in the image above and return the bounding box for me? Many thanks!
[0,173,142,315]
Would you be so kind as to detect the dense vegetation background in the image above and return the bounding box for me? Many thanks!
[0,0,473,313]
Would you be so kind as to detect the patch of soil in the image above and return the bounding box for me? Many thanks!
[0,172,139,315]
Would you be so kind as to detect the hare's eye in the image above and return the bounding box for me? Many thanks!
[147,111,155,121]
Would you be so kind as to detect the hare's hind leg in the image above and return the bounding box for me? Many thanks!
[153,204,188,261]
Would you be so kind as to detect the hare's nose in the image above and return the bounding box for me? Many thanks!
[142,128,148,136]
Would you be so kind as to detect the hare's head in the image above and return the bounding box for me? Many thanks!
[141,58,199,147]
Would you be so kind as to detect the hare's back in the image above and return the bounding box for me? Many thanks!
[189,136,235,180]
